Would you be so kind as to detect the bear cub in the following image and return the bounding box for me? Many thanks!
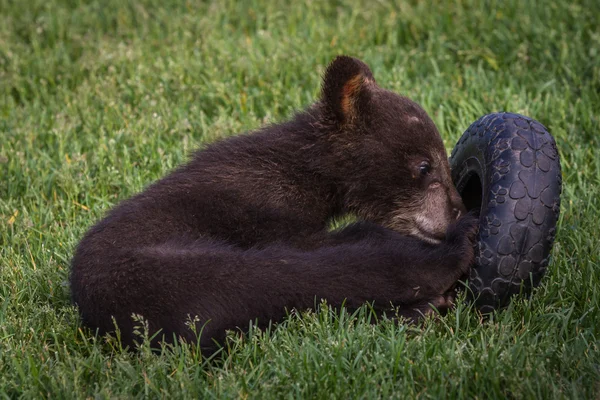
[70,56,478,353]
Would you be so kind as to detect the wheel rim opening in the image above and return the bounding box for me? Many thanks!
[460,173,483,216]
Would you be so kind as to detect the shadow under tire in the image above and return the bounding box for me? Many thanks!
[450,112,562,313]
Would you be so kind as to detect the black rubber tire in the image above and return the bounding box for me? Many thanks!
[450,113,562,313]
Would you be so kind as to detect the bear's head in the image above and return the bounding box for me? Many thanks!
[319,56,466,244]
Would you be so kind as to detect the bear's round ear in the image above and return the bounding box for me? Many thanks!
[321,56,375,125]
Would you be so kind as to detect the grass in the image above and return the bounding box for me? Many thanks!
[1,0,599,398]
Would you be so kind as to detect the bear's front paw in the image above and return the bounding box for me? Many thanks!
[446,213,478,242]
[397,292,457,322]
[445,213,479,274]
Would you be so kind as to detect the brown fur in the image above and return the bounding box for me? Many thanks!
[341,74,365,120]
[70,56,477,353]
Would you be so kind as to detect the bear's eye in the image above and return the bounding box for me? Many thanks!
[419,161,431,176]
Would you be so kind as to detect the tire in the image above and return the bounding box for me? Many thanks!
[450,113,562,313]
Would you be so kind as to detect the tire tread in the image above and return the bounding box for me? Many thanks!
[450,112,562,312]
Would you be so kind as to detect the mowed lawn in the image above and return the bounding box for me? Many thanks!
[1,0,599,398]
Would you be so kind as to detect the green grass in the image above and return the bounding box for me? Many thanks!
[1,0,599,398]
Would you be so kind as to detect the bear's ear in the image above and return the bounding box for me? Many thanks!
[321,56,375,124]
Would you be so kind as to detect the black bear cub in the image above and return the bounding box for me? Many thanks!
[70,56,477,353]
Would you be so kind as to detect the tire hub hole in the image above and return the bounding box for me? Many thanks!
[459,173,483,216]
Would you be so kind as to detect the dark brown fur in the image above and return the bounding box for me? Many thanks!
[70,56,477,353]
